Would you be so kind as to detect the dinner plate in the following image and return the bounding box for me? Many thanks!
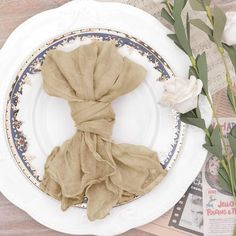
[0,1,211,235]
[5,28,183,191]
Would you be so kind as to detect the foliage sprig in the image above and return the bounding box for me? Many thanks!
[161,0,236,214]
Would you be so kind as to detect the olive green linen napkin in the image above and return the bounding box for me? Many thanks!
[40,41,167,221]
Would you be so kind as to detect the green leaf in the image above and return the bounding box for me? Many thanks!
[167,34,178,43]
[167,34,186,52]
[173,0,188,18]
[205,135,212,146]
[205,125,213,145]
[171,0,191,55]
[227,158,236,194]
[180,116,206,130]
[189,0,205,11]
[213,6,226,46]
[181,109,198,119]
[228,134,236,157]
[208,124,214,134]
[230,124,236,138]
[190,19,213,38]
[219,165,230,184]
[218,166,232,194]
[223,44,236,73]
[174,17,192,55]
[229,158,236,188]
[211,125,222,147]
[219,176,232,193]
[227,86,236,112]
[196,52,208,93]
[203,144,224,159]
[203,125,223,159]
[195,106,202,118]
[189,66,198,78]
[161,8,175,25]
[232,159,236,193]
[205,125,214,146]
[203,0,211,6]
[186,13,190,41]
[181,107,202,120]
[162,1,174,14]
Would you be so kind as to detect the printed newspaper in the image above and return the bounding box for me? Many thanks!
[203,118,236,236]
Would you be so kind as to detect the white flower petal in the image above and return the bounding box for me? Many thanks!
[174,96,198,114]
[160,75,202,113]
[223,11,236,46]
[195,79,203,95]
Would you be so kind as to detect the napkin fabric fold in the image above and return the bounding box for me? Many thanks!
[40,42,167,221]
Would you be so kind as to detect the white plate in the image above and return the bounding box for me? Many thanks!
[0,1,210,235]
[5,28,183,190]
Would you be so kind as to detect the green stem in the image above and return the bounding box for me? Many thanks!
[204,128,211,139]
[219,47,236,113]
[203,4,236,114]
[221,159,236,200]
[190,55,197,71]
[205,5,213,25]
[203,101,236,203]
[221,160,229,175]
[221,160,236,213]
[205,93,229,154]
[190,56,230,157]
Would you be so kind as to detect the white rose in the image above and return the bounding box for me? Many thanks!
[222,11,236,46]
[160,75,203,114]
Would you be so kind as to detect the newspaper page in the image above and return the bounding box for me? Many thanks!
[169,173,203,235]
[139,174,203,236]
[202,118,236,236]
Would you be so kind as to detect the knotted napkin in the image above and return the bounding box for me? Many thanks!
[40,42,167,221]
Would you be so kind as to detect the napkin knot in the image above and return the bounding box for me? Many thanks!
[69,100,115,138]
[40,42,167,221]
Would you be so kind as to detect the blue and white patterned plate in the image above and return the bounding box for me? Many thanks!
[5,28,184,196]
